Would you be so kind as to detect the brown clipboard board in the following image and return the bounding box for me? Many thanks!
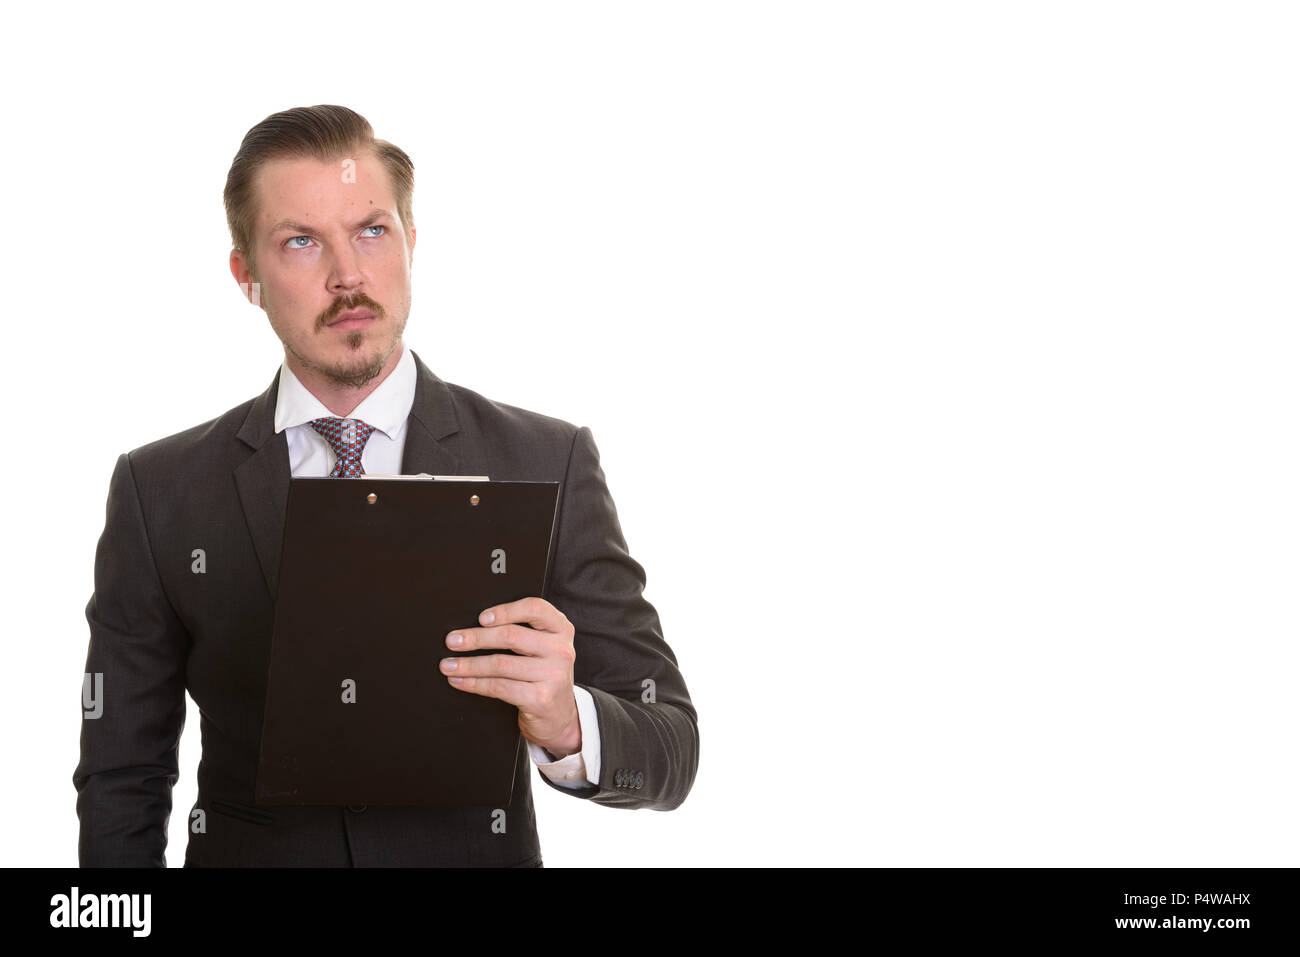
[254,477,560,807]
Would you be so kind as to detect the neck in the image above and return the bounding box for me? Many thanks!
[287,340,405,417]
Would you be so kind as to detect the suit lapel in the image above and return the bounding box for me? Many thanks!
[233,348,463,601]
[233,369,291,601]
[401,350,464,477]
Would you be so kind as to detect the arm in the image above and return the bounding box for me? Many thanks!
[73,452,190,867]
[539,426,699,810]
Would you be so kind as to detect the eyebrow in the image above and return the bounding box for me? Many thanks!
[268,210,396,236]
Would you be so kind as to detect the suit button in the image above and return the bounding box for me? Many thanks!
[347,804,367,813]
[634,772,644,789]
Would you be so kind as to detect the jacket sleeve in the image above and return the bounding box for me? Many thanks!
[540,426,699,810]
[73,452,190,866]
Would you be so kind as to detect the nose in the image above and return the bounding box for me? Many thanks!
[326,242,364,294]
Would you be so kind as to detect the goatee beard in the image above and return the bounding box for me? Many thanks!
[317,332,389,388]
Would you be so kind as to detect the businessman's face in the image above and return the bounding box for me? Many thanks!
[230,149,415,389]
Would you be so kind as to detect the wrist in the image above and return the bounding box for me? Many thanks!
[543,713,582,760]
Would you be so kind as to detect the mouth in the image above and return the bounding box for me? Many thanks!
[327,308,377,331]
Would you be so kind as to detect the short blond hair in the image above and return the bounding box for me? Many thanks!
[223,104,414,264]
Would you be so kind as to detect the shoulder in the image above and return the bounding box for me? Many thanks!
[120,396,258,487]
[441,379,585,454]
[409,349,585,457]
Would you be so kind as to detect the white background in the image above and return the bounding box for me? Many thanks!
[2,1,1297,867]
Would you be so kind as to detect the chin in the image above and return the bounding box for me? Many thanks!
[326,342,395,384]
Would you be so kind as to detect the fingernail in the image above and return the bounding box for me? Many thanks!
[481,611,495,625]
[441,658,457,671]
[447,633,463,647]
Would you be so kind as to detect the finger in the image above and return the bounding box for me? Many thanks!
[446,623,550,656]
[440,652,548,682]
[478,596,569,633]
[445,674,533,708]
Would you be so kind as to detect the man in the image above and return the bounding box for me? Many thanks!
[73,105,699,867]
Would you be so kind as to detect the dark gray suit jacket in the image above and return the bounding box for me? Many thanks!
[73,349,699,866]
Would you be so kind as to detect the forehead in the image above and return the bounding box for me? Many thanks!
[253,151,396,228]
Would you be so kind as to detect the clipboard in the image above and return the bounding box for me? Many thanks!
[254,476,560,807]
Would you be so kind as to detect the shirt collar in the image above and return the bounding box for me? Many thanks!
[273,340,416,439]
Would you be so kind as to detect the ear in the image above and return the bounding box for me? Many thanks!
[408,225,417,267]
[229,249,265,311]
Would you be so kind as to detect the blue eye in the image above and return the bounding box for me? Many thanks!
[286,236,312,249]
[362,225,385,237]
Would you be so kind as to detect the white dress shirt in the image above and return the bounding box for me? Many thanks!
[272,340,601,789]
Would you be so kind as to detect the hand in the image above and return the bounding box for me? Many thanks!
[440,597,582,758]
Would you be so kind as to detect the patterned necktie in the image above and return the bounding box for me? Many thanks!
[308,417,377,478]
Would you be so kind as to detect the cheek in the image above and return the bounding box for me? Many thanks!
[263,264,318,308]
[372,243,408,272]
[382,257,412,290]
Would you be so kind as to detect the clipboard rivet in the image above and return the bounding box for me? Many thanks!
[366,492,377,504]
[470,494,480,506]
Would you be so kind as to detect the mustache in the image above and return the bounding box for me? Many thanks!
[318,293,386,330]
